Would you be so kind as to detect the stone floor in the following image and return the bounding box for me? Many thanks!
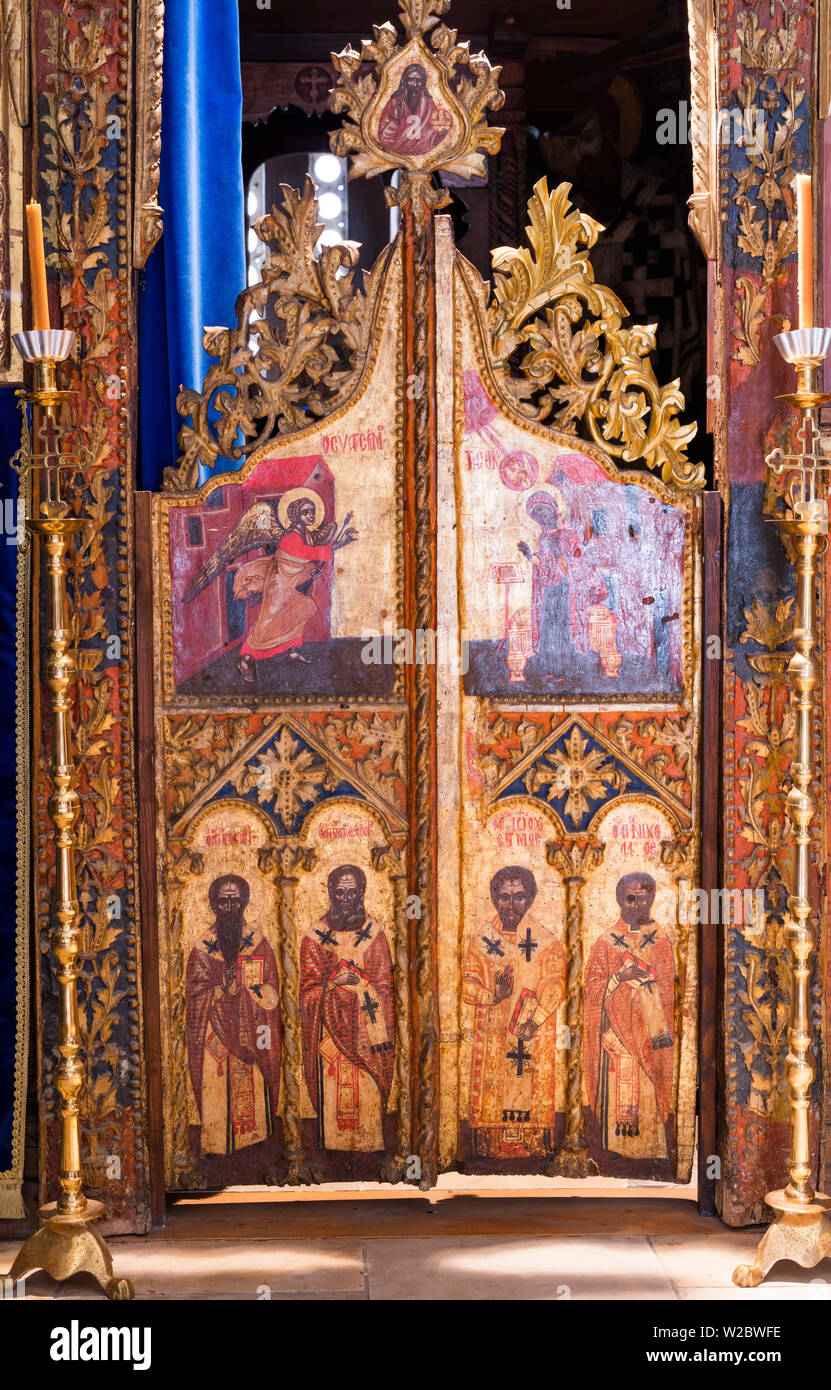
[3,1177,831,1300]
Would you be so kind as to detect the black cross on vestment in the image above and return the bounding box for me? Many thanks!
[611,931,628,949]
[241,930,255,951]
[315,924,338,946]
[361,992,379,1025]
[203,938,221,954]
[482,935,504,957]
[353,921,373,946]
[640,929,657,947]
[517,928,538,963]
[506,1037,532,1076]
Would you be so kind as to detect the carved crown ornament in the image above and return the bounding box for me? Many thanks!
[329,0,505,210]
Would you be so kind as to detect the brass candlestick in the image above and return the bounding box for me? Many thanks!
[734,326,831,1287]
[3,329,133,1300]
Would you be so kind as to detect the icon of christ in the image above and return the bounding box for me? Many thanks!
[584,872,675,1161]
[462,866,566,1158]
[377,63,452,157]
[300,865,394,1151]
[185,875,282,1156]
[183,487,358,683]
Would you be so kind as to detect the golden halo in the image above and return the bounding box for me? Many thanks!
[277,487,326,531]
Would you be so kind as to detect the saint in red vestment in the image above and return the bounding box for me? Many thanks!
[186,935,282,1154]
[300,919,394,1150]
[377,88,451,156]
[584,921,674,1153]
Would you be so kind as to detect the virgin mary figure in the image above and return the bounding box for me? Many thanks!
[517,489,587,679]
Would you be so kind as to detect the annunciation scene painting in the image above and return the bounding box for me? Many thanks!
[159,244,403,703]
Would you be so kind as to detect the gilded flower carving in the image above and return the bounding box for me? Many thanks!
[233,727,336,831]
[523,726,629,828]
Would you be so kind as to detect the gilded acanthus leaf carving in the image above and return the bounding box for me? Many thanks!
[167,177,383,490]
[329,0,504,207]
[739,597,795,652]
[399,0,451,35]
[728,8,806,365]
[486,179,704,492]
[133,0,164,267]
[316,713,407,810]
[686,0,718,261]
[231,727,337,832]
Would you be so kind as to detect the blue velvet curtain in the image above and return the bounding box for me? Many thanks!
[138,0,246,490]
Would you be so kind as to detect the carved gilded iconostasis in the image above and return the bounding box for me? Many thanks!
[142,0,706,1202]
[4,0,826,1244]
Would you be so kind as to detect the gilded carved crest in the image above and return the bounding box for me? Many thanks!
[168,179,385,489]
[481,179,704,492]
[329,0,505,207]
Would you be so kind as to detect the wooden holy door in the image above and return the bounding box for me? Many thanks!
[144,0,704,1195]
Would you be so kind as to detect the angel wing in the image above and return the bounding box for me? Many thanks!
[184,502,283,603]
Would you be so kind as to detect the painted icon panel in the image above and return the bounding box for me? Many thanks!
[159,801,285,1189]
[458,804,568,1165]
[294,802,403,1169]
[457,358,692,702]
[158,250,403,704]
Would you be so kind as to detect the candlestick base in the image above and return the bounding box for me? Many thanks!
[4,1200,134,1300]
[732,1190,831,1287]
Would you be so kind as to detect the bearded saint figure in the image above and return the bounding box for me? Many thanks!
[377,63,452,157]
[186,874,281,1156]
[300,865,395,1151]
[462,866,566,1158]
[584,872,675,1161]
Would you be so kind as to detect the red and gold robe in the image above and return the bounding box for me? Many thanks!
[186,934,281,1155]
[236,531,332,658]
[585,920,675,1159]
[300,917,394,1151]
[377,90,451,156]
[463,911,566,1157]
